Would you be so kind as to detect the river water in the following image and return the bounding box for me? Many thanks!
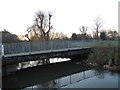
[2,58,120,89]
[23,70,119,89]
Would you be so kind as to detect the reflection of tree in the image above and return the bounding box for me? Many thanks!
[94,69,105,79]
[96,74,105,79]
[37,60,43,66]
[109,71,118,77]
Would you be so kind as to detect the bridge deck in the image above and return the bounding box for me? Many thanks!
[4,47,90,58]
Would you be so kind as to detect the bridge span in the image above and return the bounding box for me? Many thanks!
[2,40,92,65]
[1,40,92,74]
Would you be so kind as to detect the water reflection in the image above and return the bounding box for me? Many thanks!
[94,69,106,79]
[24,69,98,89]
[50,58,70,63]
[23,69,119,89]
[3,58,119,89]
[17,58,70,70]
[3,61,90,88]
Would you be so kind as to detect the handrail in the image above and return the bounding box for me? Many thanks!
[1,40,118,56]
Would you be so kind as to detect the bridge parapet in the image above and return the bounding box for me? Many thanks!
[0,44,4,56]
[2,40,115,56]
[3,40,90,55]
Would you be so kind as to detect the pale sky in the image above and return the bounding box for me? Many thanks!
[0,0,119,37]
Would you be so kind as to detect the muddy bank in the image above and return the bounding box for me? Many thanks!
[105,66,120,73]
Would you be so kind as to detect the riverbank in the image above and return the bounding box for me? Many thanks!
[86,41,120,73]
[82,63,120,73]
[105,66,120,73]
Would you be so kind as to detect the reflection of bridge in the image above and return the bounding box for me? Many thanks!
[2,40,93,74]
[3,61,102,88]
[57,70,99,88]
[25,69,100,89]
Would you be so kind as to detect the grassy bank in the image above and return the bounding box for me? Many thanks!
[86,40,120,72]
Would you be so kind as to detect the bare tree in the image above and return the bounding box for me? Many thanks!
[80,26,87,35]
[25,11,53,41]
[94,16,103,39]
[35,11,53,41]
[79,26,88,40]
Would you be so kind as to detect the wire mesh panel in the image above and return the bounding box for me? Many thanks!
[3,40,94,55]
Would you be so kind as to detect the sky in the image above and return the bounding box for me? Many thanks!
[0,0,119,37]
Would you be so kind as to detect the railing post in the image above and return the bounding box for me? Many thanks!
[68,40,69,48]
[29,42,31,52]
[2,45,4,56]
[81,40,83,48]
[51,41,53,50]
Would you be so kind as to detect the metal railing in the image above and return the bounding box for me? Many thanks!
[0,44,4,56]
[1,40,118,55]
[2,40,90,55]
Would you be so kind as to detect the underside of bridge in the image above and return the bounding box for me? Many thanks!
[70,52,90,63]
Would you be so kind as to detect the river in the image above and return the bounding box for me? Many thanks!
[2,58,120,89]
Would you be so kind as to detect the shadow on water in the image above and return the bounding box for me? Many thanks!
[3,61,91,89]
[3,59,120,89]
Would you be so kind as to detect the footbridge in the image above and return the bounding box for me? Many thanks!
[1,40,93,74]
[1,40,92,65]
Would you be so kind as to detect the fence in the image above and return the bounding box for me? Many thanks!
[1,40,118,55]
[3,40,90,55]
[0,44,4,56]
